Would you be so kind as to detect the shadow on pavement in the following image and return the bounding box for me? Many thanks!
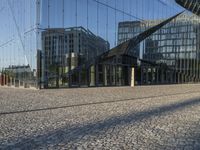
[1,96,200,149]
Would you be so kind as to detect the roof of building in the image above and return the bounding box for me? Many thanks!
[41,26,109,44]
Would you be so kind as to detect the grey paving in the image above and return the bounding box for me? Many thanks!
[0,84,200,149]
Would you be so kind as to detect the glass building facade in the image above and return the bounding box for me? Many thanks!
[118,14,200,84]
[0,0,199,88]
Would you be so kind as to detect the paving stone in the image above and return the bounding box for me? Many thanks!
[0,84,200,149]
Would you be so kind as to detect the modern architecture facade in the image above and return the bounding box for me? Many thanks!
[118,14,200,84]
[0,0,200,89]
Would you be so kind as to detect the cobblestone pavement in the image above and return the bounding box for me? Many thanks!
[1,84,200,149]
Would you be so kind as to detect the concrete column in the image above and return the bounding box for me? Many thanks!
[19,80,23,88]
[109,65,112,86]
[90,65,95,86]
[131,67,135,87]
[3,75,5,86]
[104,65,107,86]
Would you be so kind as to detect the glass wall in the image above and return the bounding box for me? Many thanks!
[37,0,184,88]
[2,0,200,88]
[0,0,37,87]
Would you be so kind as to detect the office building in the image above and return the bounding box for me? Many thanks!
[41,27,110,87]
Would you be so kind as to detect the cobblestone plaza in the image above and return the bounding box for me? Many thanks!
[1,0,200,149]
[1,84,200,149]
